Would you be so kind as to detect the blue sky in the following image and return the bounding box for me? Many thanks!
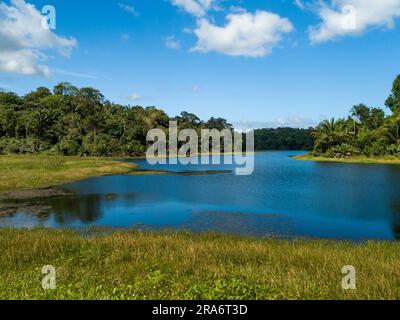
[1,0,400,128]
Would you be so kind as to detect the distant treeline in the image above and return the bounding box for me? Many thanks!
[312,75,400,158]
[0,82,314,156]
[254,127,314,151]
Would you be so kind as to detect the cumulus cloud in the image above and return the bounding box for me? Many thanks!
[309,0,400,43]
[165,35,181,49]
[0,0,77,76]
[170,0,214,17]
[191,10,294,57]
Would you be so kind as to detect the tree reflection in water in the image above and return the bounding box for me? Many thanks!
[47,194,104,225]
[391,200,400,240]
[0,194,106,226]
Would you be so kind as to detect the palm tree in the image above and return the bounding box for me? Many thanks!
[383,115,400,145]
[351,104,370,125]
[312,118,348,154]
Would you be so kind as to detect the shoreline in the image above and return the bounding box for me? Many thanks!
[0,154,233,198]
[294,154,400,165]
[3,151,400,196]
[0,154,138,195]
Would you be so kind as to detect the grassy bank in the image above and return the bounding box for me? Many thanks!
[295,154,400,165]
[0,154,136,194]
[0,154,233,194]
[0,228,399,300]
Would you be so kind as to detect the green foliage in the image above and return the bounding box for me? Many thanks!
[385,75,400,114]
[0,137,48,154]
[330,144,361,158]
[0,83,233,156]
[254,127,314,151]
[56,129,83,155]
[313,75,400,158]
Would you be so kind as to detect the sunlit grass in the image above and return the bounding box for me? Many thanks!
[0,154,136,193]
[0,228,399,300]
[295,154,400,165]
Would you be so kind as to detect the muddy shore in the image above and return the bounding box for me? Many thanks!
[0,187,74,217]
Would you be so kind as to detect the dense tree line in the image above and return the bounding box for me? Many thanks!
[254,128,314,151]
[0,83,238,156]
[312,75,400,158]
[0,83,317,156]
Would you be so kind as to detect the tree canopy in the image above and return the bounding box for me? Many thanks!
[1,83,310,156]
[254,127,314,151]
[0,83,234,156]
[312,75,400,158]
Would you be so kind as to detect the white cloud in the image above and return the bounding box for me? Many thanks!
[191,10,294,57]
[165,35,181,49]
[0,0,77,76]
[309,0,400,43]
[170,0,214,17]
[118,3,139,16]
[293,0,305,10]
[128,93,143,101]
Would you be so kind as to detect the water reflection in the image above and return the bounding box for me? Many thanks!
[385,164,400,240]
[389,200,400,240]
[1,151,400,240]
[0,194,104,226]
[47,194,103,224]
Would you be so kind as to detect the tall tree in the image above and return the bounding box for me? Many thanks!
[385,75,400,114]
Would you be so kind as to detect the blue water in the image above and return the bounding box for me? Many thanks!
[2,151,400,240]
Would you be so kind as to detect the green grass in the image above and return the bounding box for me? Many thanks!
[295,154,400,165]
[0,154,137,194]
[0,228,399,300]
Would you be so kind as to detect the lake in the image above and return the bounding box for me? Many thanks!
[1,151,400,241]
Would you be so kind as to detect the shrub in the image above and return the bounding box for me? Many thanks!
[56,129,83,155]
